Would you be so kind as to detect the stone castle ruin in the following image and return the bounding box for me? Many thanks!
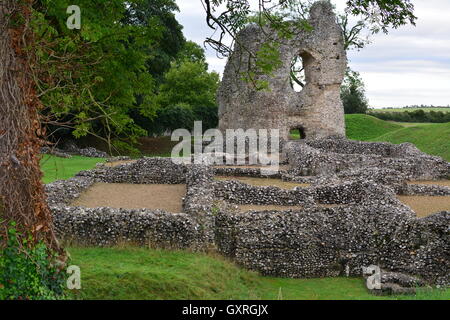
[218,1,346,142]
[44,0,450,296]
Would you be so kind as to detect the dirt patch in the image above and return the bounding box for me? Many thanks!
[71,183,186,212]
[215,176,309,189]
[238,205,302,212]
[407,180,450,187]
[104,160,137,167]
[320,204,345,208]
[397,195,450,217]
[237,204,343,212]
[214,165,289,170]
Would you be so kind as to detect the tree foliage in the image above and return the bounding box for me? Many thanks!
[345,0,416,33]
[176,40,208,67]
[31,0,185,153]
[341,69,369,114]
[158,60,219,109]
[203,0,416,55]
[202,0,416,89]
[369,110,450,123]
[27,0,419,151]
[153,103,195,134]
[31,1,222,151]
[123,0,186,83]
[152,60,220,133]
[0,223,66,300]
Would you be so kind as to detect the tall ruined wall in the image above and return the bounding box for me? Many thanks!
[217,1,347,142]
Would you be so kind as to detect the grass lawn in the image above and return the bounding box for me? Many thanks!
[370,122,450,162]
[40,154,105,183]
[292,114,450,162]
[67,247,450,300]
[370,107,450,113]
[388,121,433,127]
[291,114,404,141]
[345,114,403,140]
[345,114,450,161]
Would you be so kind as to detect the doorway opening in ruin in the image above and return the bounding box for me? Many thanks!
[289,127,306,140]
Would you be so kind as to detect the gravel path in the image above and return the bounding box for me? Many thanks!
[397,195,450,217]
[215,176,310,189]
[71,183,186,213]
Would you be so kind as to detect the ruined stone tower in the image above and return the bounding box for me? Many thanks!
[217,1,347,143]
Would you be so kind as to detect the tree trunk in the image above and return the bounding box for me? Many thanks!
[0,0,61,252]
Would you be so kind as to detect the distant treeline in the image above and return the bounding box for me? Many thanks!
[368,109,450,123]
[379,105,450,110]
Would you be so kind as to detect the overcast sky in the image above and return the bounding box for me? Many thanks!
[175,0,450,108]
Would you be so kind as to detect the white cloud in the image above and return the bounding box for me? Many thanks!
[175,1,228,74]
[347,0,450,107]
[175,0,450,107]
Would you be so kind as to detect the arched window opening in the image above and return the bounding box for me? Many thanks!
[290,55,305,92]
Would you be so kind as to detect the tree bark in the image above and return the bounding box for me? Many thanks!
[0,0,61,253]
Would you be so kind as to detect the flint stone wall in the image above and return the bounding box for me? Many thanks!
[77,157,188,184]
[48,158,211,249]
[402,184,450,196]
[285,138,450,180]
[213,166,285,179]
[53,206,201,249]
[213,179,401,206]
[183,165,216,245]
[215,206,449,286]
[58,140,109,158]
[45,147,450,287]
